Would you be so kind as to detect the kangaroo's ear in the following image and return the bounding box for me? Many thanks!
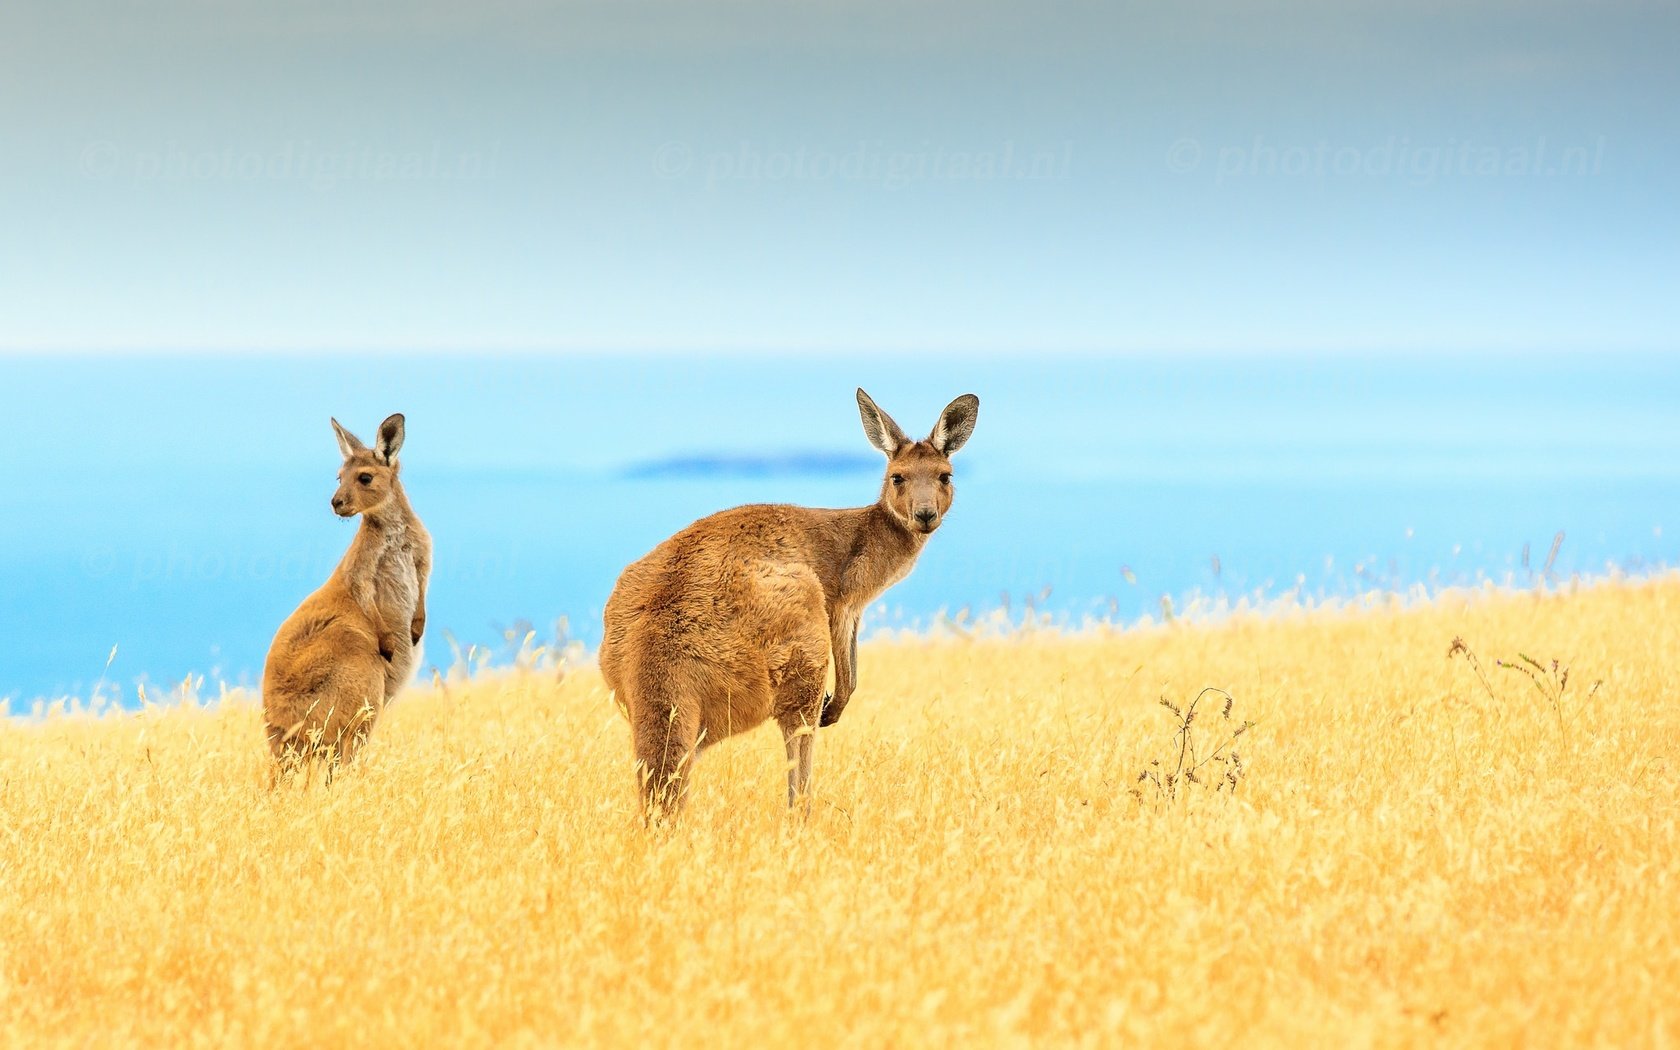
[331,418,367,461]
[856,388,908,456]
[930,394,979,455]
[375,413,406,464]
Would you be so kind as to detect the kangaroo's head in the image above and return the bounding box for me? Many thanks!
[329,414,406,518]
[857,389,979,535]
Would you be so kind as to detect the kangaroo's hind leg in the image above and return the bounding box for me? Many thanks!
[778,718,817,812]
[303,661,386,777]
[329,700,379,768]
[329,662,387,768]
[629,658,702,822]
[773,644,829,812]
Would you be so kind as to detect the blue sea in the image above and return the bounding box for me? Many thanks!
[2,352,1676,706]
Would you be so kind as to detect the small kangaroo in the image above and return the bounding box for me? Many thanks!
[262,413,432,770]
[599,389,979,817]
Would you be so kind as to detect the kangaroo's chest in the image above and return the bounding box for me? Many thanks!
[859,556,915,606]
[836,556,916,624]
[874,559,914,597]
[374,535,420,618]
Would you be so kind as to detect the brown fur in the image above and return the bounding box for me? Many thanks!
[262,413,432,772]
[599,389,979,818]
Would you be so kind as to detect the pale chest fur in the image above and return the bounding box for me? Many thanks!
[857,559,913,611]
[372,525,422,623]
[837,543,921,622]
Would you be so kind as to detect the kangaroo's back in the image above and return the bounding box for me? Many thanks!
[601,503,831,678]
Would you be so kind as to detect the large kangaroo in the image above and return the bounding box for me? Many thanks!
[263,413,432,769]
[599,389,978,817]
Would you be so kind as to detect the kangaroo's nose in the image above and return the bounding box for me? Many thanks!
[914,509,938,526]
[331,496,346,511]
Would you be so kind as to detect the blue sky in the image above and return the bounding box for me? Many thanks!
[3,0,1677,354]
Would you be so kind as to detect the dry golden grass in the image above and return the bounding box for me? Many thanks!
[3,579,1679,1047]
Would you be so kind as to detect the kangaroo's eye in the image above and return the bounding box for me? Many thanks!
[358,473,374,486]
[939,473,952,485]
[890,474,905,485]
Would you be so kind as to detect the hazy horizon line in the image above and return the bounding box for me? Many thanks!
[2,341,1673,359]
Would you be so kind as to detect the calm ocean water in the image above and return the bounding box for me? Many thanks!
[2,353,1676,706]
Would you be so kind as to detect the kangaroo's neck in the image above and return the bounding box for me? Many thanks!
[825,502,927,612]
[349,483,414,559]
[370,480,415,530]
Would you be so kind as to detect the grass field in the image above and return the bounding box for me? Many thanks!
[3,578,1678,1047]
